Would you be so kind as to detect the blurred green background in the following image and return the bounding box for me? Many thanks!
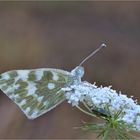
[0,1,140,139]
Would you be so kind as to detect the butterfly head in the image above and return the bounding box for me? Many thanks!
[71,66,84,82]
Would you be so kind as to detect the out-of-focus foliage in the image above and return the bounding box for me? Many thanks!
[0,1,140,139]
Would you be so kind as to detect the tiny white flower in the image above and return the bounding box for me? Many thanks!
[64,81,140,131]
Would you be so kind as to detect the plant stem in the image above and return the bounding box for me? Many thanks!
[82,101,93,113]
[76,105,100,119]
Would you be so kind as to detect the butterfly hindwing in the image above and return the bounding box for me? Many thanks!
[0,68,73,119]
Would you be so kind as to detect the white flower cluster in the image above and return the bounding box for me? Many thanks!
[62,81,140,131]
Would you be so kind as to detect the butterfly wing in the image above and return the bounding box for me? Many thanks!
[0,68,73,119]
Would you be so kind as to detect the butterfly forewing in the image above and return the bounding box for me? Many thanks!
[0,68,73,119]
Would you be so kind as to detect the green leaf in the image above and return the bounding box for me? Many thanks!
[82,123,105,131]
[102,128,111,140]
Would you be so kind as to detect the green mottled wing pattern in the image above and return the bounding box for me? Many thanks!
[0,68,73,119]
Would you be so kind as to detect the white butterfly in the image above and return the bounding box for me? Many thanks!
[0,44,106,119]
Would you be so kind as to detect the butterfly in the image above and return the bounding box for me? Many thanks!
[0,43,106,119]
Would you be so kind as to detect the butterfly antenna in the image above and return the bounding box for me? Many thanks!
[79,43,107,66]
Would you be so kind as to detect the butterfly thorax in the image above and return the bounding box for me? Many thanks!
[70,66,84,83]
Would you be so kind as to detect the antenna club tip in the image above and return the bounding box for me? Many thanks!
[101,43,107,48]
